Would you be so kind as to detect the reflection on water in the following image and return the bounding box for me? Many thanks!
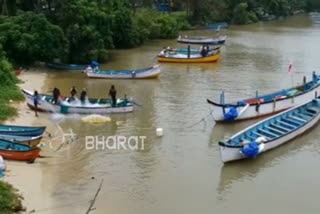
[29,14,320,213]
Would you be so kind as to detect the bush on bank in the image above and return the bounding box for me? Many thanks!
[0,50,24,121]
[0,181,23,214]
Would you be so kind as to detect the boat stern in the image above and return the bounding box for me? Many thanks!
[219,141,243,163]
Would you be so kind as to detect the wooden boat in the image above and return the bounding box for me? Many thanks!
[0,125,46,137]
[207,72,320,122]
[46,62,88,71]
[157,49,220,63]
[22,89,134,114]
[218,97,320,163]
[0,135,42,147]
[85,64,161,79]
[0,139,40,162]
[177,35,227,45]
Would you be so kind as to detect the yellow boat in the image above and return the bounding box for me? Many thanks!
[157,50,220,63]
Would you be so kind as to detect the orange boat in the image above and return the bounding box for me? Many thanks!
[0,139,40,162]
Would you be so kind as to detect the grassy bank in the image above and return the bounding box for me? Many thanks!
[0,58,24,121]
[0,86,24,121]
[0,181,23,213]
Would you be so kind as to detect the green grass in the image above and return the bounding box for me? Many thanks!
[0,181,23,214]
[0,86,24,101]
[0,85,24,121]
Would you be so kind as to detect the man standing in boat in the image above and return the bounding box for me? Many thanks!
[33,90,39,117]
[80,88,87,104]
[201,45,208,57]
[70,86,77,101]
[109,85,117,107]
[52,87,61,104]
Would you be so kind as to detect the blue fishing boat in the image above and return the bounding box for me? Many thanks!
[46,62,88,71]
[0,134,42,147]
[0,125,46,137]
[218,97,320,162]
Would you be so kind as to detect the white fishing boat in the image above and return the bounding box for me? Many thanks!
[219,97,320,163]
[22,89,134,114]
[85,64,161,79]
[207,72,320,122]
[177,35,227,45]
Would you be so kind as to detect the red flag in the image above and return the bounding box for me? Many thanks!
[288,63,293,76]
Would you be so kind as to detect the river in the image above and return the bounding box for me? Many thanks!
[25,14,320,213]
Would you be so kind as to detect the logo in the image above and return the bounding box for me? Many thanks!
[85,135,146,151]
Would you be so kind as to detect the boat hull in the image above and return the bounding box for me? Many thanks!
[158,53,220,63]
[46,62,87,70]
[0,125,46,137]
[219,99,320,162]
[0,135,42,147]
[0,148,40,162]
[220,100,320,162]
[86,65,161,79]
[208,79,320,122]
[22,89,134,114]
[177,35,227,45]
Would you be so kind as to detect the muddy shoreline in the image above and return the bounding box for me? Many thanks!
[3,71,59,213]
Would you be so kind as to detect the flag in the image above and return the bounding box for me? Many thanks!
[288,63,293,76]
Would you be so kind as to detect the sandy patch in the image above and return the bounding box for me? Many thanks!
[2,70,60,213]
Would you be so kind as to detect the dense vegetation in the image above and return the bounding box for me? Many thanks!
[0,181,23,213]
[0,0,318,64]
[0,46,24,121]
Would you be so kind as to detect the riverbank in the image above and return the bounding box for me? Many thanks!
[2,70,58,213]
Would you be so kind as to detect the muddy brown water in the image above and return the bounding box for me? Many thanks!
[23,14,320,213]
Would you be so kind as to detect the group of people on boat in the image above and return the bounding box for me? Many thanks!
[60,85,117,105]
[32,85,118,116]
[161,45,211,57]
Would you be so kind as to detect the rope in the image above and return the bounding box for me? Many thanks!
[183,110,215,131]
[132,100,143,107]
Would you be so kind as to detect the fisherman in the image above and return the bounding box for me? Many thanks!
[80,88,87,103]
[109,85,117,107]
[70,86,77,101]
[52,87,61,104]
[33,90,39,117]
[201,45,208,57]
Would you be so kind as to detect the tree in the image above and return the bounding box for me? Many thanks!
[46,0,114,62]
[0,12,67,65]
[0,0,16,16]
